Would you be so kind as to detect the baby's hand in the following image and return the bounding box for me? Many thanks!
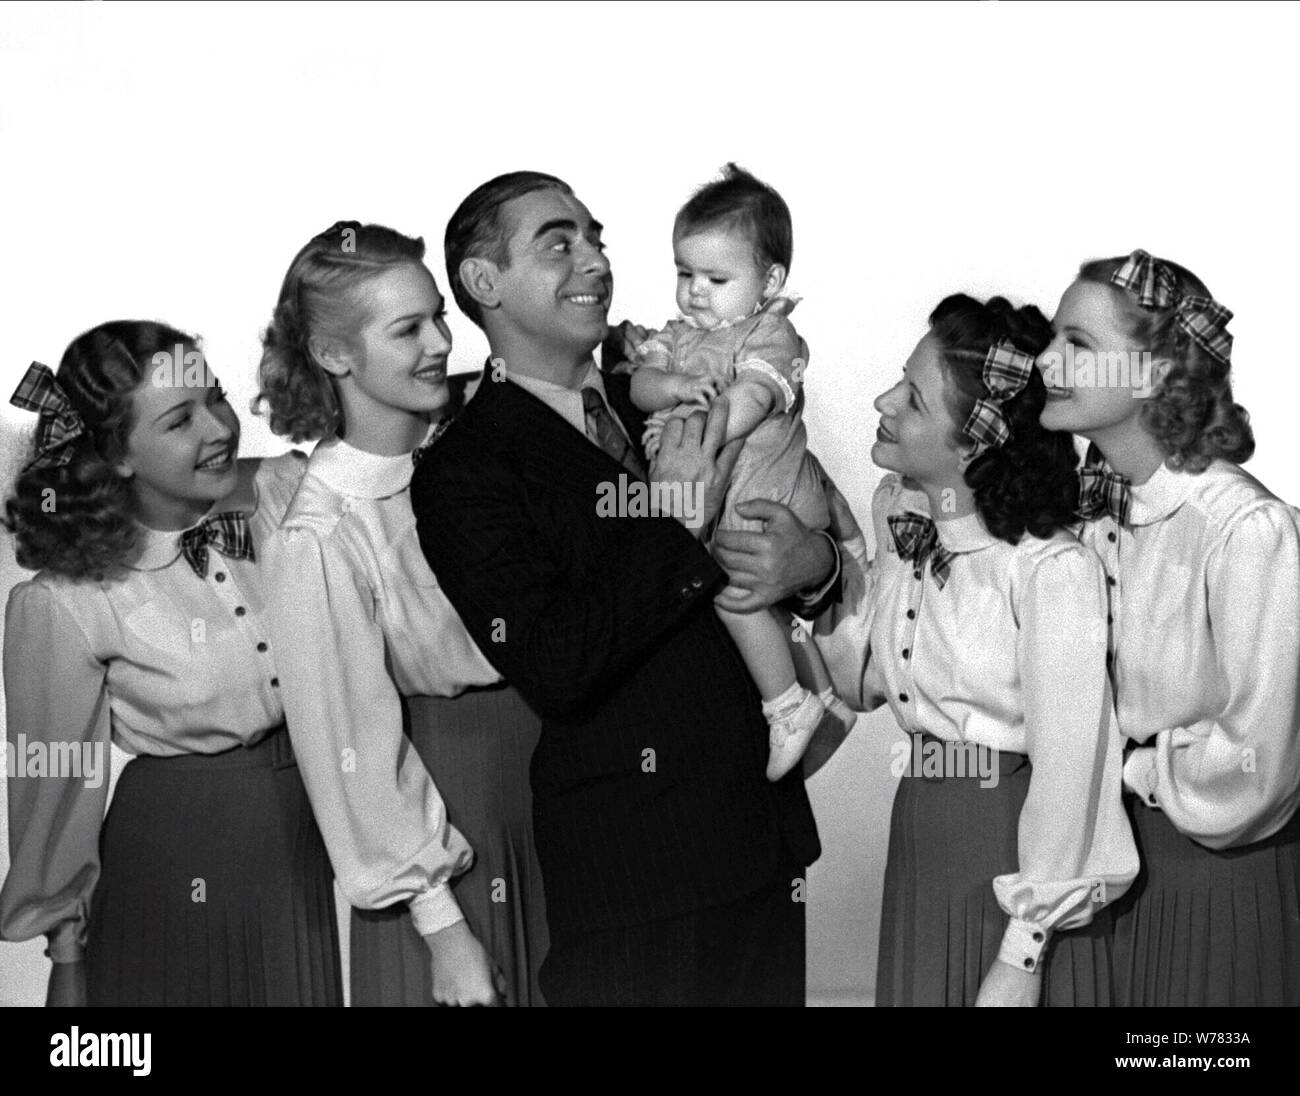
[642,421,664,461]
[607,320,652,369]
[670,374,718,409]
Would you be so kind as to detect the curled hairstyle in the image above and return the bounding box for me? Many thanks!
[929,295,1079,544]
[675,162,793,275]
[443,171,572,330]
[5,320,198,579]
[1077,256,1253,472]
[257,221,426,442]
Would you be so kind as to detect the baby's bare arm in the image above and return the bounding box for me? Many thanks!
[630,364,686,412]
[723,375,779,443]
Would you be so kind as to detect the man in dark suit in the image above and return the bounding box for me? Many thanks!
[412,171,838,1006]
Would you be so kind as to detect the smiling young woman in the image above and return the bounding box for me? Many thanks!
[1039,251,1300,1006]
[257,221,549,1007]
[818,295,1138,1007]
[0,321,340,1006]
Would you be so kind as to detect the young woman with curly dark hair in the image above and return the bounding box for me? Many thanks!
[0,321,341,1006]
[814,294,1138,1007]
[1039,250,1300,1005]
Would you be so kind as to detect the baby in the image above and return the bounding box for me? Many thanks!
[628,163,855,780]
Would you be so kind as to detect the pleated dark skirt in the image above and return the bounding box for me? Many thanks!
[350,684,549,1007]
[85,727,342,1007]
[1111,799,1300,1006]
[876,735,1114,1007]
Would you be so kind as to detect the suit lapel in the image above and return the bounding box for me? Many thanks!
[467,371,645,490]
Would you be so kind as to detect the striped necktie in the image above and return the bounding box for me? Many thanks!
[582,386,646,480]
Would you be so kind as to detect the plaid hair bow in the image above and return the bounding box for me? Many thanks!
[10,361,87,471]
[888,512,955,589]
[1076,444,1131,525]
[1110,249,1234,367]
[962,340,1037,458]
[179,512,255,578]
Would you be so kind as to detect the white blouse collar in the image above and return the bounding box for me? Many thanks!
[1127,459,1195,526]
[934,511,1000,554]
[128,465,262,572]
[307,430,436,500]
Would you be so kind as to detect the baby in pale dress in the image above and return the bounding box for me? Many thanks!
[629,163,855,779]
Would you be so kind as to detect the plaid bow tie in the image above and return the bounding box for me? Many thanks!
[1077,445,1131,524]
[888,512,955,589]
[963,340,1037,457]
[1110,249,1234,367]
[179,512,255,578]
[10,361,87,471]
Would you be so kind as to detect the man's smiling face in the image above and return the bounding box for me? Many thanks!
[490,187,613,357]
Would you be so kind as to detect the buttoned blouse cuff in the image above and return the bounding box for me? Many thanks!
[408,882,466,938]
[788,531,842,616]
[45,921,85,964]
[1123,745,1160,807]
[997,917,1050,973]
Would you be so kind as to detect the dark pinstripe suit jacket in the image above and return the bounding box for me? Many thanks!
[411,370,820,948]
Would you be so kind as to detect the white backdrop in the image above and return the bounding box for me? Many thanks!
[1,0,1297,1006]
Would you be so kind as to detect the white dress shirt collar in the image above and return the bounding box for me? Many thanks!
[509,359,613,436]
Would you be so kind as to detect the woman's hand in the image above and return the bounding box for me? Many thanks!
[46,960,87,1007]
[423,921,502,1006]
[974,958,1042,1007]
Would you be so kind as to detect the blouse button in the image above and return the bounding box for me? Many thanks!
[901,648,910,659]
[899,692,909,703]
[234,606,246,617]
[270,677,280,688]
[913,569,921,580]
[1108,531,1117,542]
[214,572,226,583]
[1032,930,1044,943]
[906,609,916,620]
[1023,958,1034,970]
[1106,576,1116,587]
[257,641,268,653]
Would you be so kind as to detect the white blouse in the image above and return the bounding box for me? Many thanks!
[0,453,307,962]
[1080,458,1300,848]
[262,435,502,938]
[815,474,1139,971]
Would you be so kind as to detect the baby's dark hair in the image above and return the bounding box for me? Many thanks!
[674,163,793,274]
[928,294,1079,544]
[5,320,197,579]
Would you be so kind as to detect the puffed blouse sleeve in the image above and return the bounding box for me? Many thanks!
[0,581,112,963]
[812,476,893,713]
[992,543,1139,972]
[1122,501,1300,848]
[263,524,474,938]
